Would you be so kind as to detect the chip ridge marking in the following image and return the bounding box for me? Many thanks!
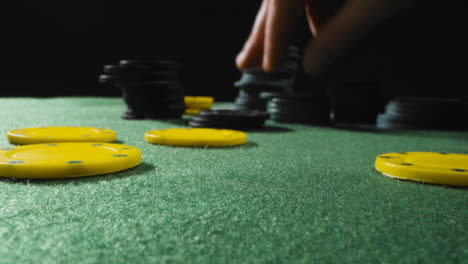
[67,161,83,164]
[113,154,128,157]
[452,169,467,172]
[401,163,413,166]
[9,161,24,164]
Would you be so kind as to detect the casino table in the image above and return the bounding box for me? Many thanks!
[1,97,467,263]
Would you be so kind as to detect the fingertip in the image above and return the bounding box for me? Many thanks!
[262,61,274,73]
[235,51,246,70]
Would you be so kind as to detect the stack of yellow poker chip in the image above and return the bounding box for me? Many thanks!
[184,96,214,115]
[375,152,468,186]
[145,128,247,147]
[2,126,142,179]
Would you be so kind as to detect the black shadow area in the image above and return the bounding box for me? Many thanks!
[250,126,294,133]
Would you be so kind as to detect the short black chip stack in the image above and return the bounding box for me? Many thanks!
[99,59,185,119]
[377,97,466,130]
[261,61,331,124]
[189,109,269,130]
[265,92,331,124]
[234,45,301,111]
[327,81,384,125]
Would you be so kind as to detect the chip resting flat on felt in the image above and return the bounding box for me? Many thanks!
[7,127,116,144]
[375,152,468,186]
[145,128,247,147]
[0,143,141,179]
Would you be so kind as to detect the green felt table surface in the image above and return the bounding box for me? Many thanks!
[0,97,467,263]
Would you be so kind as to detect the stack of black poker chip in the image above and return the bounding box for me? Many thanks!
[99,59,184,119]
[377,97,466,130]
[234,45,301,111]
[262,62,331,124]
[327,80,385,125]
[189,109,269,130]
[265,92,331,124]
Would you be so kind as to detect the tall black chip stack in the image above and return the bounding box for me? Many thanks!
[99,59,185,119]
[234,45,301,111]
[327,81,385,125]
[377,97,466,130]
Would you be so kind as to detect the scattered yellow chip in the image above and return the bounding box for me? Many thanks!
[0,143,141,179]
[145,128,247,147]
[184,96,214,109]
[375,152,468,186]
[7,127,116,144]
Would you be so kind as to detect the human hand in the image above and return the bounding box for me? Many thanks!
[236,0,418,76]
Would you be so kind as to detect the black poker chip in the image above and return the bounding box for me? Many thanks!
[199,109,269,121]
[189,109,269,130]
[99,59,185,120]
[119,60,181,71]
[376,97,466,130]
[98,74,116,84]
[265,91,331,125]
[233,45,301,111]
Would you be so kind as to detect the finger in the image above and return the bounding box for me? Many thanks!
[236,1,269,70]
[303,0,406,76]
[263,0,305,72]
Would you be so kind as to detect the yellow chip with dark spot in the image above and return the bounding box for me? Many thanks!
[0,143,141,179]
[375,152,468,186]
[145,128,247,147]
[7,127,116,144]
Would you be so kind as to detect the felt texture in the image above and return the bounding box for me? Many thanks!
[0,97,467,263]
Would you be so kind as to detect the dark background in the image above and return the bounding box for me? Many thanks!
[2,1,466,100]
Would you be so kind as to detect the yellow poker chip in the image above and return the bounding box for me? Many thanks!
[184,96,214,109]
[145,128,247,147]
[7,127,116,144]
[185,109,201,115]
[0,143,141,179]
[375,152,468,186]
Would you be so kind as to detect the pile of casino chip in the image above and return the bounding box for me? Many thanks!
[0,127,142,179]
[189,109,269,130]
[377,97,467,130]
[2,58,468,187]
[231,45,333,125]
[99,59,185,119]
[184,96,214,115]
[0,126,248,180]
[263,91,330,124]
[234,45,300,111]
